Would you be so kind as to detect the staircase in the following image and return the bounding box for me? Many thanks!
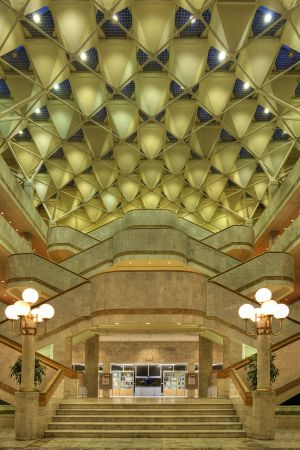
[45,399,246,438]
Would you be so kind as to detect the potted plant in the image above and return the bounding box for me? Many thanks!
[245,353,279,390]
[10,356,46,387]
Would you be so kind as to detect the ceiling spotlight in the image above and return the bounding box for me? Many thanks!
[264,107,270,114]
[264,12,273,24]
[33,13,41,24]
[53,83,59,91]
[112,14,118,21]
[190,16,196,23]
[35,107,41,114]
[243,82,250,90]
[80,52,87,62]
[218,51,226,61]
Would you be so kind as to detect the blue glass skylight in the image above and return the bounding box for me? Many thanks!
[121,81,135,98]
[233,79,254,98]
[2,46,31,72]
[24,6,55,37]
[252,6,283,37]
[175,7,206,37]
[126,131,137,143]
[0,80,10,98]
[14,128,32,141]
[220,129,236,142]
[50,80,72,99]
[207,48,234,71]
[72,48,99,72]
[254,105,274,121]
[68,129,84,142]
[96,10,105,24]
[139,110,149,122]
[239,147,253,158]
[30,105,49,121]
[155,111,165,122]
[50,148,64,159]
[197,107,213,122]
[167,131,177,142]
[275,45,300,70]
[92,107,107,123]
[272,127,288,141]
[170,80,184,98]
[101,8,132,37]
[137,49,148,65]
[295,81,300,97]
[157,49,169,65]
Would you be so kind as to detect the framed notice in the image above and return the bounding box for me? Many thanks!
[99,373,112,389]
[185,373,198,389]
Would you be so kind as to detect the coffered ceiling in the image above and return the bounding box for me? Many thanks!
[0,0,299,233]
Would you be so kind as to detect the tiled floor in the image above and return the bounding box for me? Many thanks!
[0,429,300,450]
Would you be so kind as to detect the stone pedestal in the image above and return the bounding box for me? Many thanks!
[15,391,40,440]
[85,335,99,397]
[252,390,276,439]
[21,334,35,391]
[198,335,213,398]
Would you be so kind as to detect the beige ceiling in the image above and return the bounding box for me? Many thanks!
[0,0,300,233]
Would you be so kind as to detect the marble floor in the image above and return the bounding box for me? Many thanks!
[0,429,300,450]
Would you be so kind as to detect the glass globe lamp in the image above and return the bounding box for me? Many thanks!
[255,288,272,304]
[261,299,278,316]
[5,304,19,320]
[14,300,31,317]
[274,303,289,319]
[22,288,39,304]
[39,304,55,320]
[238,304,254,319]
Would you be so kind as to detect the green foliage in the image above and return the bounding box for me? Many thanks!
[10,356,46,386]
[245,353,279,390]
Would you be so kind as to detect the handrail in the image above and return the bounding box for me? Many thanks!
[0,380,16,397]
[0,334,80,379]
[39,369,64,406]
[275,377,300,397]
[217,332,300,378]
[229,368,252,406]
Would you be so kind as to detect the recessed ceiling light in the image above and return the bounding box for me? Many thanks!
[53,83,59,91]
[190,16,196,23]
[148,261,152,264]
[243,82,250,90]
[35,108,41,114]
[18,130,23,135]
[80,52,87,61]
[177,322,182,325]
[8,221,12,224]
[114,322,119,325]
[264,12,273,23]
[291,219,294,222]
[1,280,4,283]
[15,229,19,232]
[218,51,226,61]
[112,14,118,21]
[0,212,4,215]
[145,322,150,325]
[129,261,132,265]
[167,261,171,264]
[33,13,41,24]
[264,107,270,114]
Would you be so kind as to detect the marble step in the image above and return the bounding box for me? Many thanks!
[52,414,239,423]
[56,408,236,416]
[59,402,232,410]
[48,421,243,431]
[44,429,246,438]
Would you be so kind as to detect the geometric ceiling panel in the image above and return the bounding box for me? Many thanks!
[0,0,300,233]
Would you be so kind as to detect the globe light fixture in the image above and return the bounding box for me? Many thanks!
[5,288,55,336]
[239,288,289,335]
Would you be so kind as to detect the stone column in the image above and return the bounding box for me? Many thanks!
[85,335,99,398]
[23,180,34,200]
[15,334,40,440]
[198,336,213,398]
[218,337,243,398]
[64,337,77,398]
[252,332,275,440]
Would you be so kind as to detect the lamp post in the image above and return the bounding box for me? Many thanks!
[238,288,289,440]
[5,288,55,440]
